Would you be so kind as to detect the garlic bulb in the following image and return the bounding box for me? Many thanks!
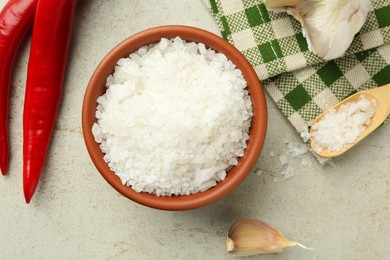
[265,0,370,60]
[226,219,312,256]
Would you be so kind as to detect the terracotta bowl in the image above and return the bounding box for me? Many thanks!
[82,25,267,210]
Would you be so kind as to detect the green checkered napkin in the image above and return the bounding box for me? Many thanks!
[203,0,390,162]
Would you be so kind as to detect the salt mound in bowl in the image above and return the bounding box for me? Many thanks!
[82,25,267,210]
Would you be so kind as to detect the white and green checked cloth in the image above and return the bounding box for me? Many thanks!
[203,0,390,162]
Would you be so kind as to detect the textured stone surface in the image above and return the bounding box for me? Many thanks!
[0,0,389,259]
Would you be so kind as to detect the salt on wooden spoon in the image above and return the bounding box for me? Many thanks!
[310,84,390,158]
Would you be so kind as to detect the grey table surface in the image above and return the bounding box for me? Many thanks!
[0,0,389,259]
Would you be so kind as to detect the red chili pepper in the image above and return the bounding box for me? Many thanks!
[23,0,76,203]
[0,0,37,176]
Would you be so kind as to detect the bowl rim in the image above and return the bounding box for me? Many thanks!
[82,25,267,211]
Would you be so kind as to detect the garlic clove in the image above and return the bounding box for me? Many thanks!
[226,219,312,256]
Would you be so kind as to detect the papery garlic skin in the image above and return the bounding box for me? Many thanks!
[266,0,370,60]
[264,0,305,8]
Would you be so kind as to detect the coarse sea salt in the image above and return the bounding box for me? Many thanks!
[310,95,377,153]
[92,37,253,196]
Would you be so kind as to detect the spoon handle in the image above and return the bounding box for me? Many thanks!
[363,83,390,119]
[361,84,390,124]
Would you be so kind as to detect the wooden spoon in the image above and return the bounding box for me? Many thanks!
[310,84,390,158]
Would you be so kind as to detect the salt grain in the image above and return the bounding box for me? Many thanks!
[279,154,288,166]
[289,144,309,157]
[282,166,295,180]
[300,129,310,142]
[92,37,252,196]
[301,159,308,167]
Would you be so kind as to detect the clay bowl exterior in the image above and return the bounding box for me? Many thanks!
[82,25,267,211]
